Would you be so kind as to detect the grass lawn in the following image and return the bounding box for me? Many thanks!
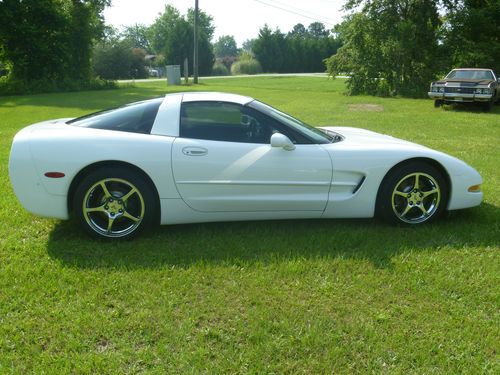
[0,77,499,373]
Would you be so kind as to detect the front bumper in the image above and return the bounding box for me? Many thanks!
[428,92,493,103]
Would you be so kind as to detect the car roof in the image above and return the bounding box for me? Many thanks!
[178,92,254,105]
[451,68,493,71]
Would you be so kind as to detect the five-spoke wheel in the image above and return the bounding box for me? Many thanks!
[74,167,158,239]
[377,162,447,225]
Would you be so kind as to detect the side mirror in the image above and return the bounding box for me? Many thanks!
[271,133,295,151]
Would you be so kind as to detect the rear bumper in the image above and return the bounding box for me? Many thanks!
[428,92,493,103]
[9,129,69,220]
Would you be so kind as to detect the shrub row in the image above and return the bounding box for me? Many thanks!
[212,57,263,76]
[0,77,117,96]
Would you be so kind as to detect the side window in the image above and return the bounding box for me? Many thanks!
[180,101,268,143]
[67,98,163,134]
[180,101,311,144]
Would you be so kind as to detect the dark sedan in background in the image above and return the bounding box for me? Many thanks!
[429,68,500,111]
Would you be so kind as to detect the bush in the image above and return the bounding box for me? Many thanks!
[211,62,230,76]
[92,42,149,80]
[0,77,117,96]
[231,58,263,75]
[218,56,238,70]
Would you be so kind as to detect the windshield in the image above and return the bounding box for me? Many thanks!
[446,70,493,80]
[248,100,333,144]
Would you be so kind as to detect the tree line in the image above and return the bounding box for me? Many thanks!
[0,1,341,94]
[1,0,498,97]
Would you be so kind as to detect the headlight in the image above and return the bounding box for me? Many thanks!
[483,88,492,95]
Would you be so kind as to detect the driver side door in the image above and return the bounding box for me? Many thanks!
[171,101,333,213]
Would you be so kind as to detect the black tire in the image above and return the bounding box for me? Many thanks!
[483,101,494,112]
[434,99,442,108]
[377,162,448,225]
[73,167,159,239]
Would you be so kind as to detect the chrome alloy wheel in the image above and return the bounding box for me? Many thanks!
[82,178,145,238]
[391,172,441,224]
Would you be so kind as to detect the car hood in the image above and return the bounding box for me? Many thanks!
[318,126,481,178]
[434,78,493,86]
[320,126,422,148]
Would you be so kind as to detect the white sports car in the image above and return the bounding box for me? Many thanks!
[9,92,483,239]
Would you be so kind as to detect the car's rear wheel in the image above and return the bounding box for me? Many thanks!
[434,99,442,108]
[377,162,448,225]
[74,167,158,239]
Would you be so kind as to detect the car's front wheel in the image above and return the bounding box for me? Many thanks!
[434,99,442,108]
[377,162,448,225]
[483,100,494,112]
[73,167,158,239]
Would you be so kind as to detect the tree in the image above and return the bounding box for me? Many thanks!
[253,23,340,73]
[67,0,110,81]
[252,25,285,72]
[213,35,238,58]
[307,22,330,38]
[325,0,442,97]
[121,24,152,53]
[442,0,500,73]
[93,38,148,80]
[288,23,307,38]
[0,0,109,86]
[242,39,256,52]
[149,5,214,76]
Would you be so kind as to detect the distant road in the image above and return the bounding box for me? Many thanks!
[118,72,349,84]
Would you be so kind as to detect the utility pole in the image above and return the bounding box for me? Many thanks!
[193,0,199,84]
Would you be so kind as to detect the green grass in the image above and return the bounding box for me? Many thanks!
[1,77,499,373]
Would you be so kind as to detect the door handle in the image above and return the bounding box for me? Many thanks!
[182,147,208,156]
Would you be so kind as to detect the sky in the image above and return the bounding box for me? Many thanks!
[103,0,346,46]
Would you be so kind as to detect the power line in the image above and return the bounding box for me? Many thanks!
[263,0,338,24]
[251,0,337,26]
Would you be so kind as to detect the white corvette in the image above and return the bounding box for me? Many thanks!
[9,92,483,239]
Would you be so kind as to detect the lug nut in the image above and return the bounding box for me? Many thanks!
[105,205,109,210]
[110,212,115,216]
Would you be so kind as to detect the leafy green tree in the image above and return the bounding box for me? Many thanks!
[325,0,442,97]
[252,25,285,72]
[253,23,340,73]
[213,35,238,58]
[67,0,110,81]
[92,38,148,80]
[0,0,109,86]
[149,5,214,76]
[242,39,256,52]
[442,0,500,72]
[288,23,307,38]
[121,24,152,53]
[308,22,330,38]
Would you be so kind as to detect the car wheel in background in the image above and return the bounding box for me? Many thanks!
[434,100,442,108]
[483,101,494,111]
[377,162,448,225]
[73,167,158,239]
